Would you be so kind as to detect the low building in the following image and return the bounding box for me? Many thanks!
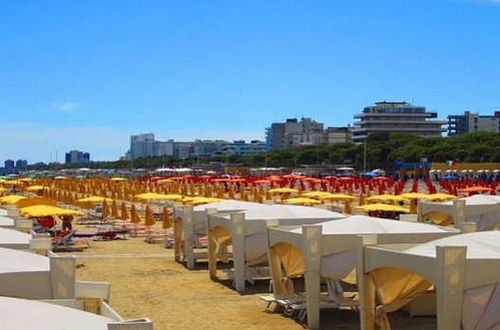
[214,140,267,156]
[352,101,447,143]
[65,150,90,164]
[447,111,500,136]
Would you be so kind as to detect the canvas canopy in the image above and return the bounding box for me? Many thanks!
[0,247,52,298]
[420,194,500,229]
[0,215,14,227]
[0,296,114,330]
[275,216,451,280]
[364,231,500,330]
[0,227,31,249]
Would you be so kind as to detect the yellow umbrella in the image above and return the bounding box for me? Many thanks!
[366,195,409,204]
[319,194,357,202]
[76,196,114,203]
[162,206,172,229]
[268,187,299,194]
[355,203,410,213]
[120,202,129,220]
[134,193,182,201]
[157,178,174,184]
[285,197,321,205]
[110,177,128,182]
[0,195,27,205]
[400,193,431,200]
[20,205,84,218]
[300,191,333,199]
[427,193,458,201]
[25,185,49,192]
[16,197,57,209]
[144,205,156,226]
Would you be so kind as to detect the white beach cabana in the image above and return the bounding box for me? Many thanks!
[0,226,51,250]
[173,200,278,269]
[0,215,15,227]
[0,248,108,301]
[358,231,500,330]
[207,205,345,293]
[0,296,153,330]
[419,194,500,230]
[267,216,459,329]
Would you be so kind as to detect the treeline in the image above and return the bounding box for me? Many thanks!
[28,132,500,171]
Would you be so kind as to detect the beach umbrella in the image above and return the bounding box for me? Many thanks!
[162,207,172,229]
[319,193,357,202]
[111,200,119,218]
[268,187,299,194]
[25,185,49,192]
[120,202,129,220]
[366,195,409,204]
[0,195,27,205]
[130,204,141,224]
[20,205,84,218]
[16,197,57,209]
[102,199,110,218]
[426,193,458,201]
[284,197,321,206]
[343,201,352,214]
[76,196,113,203]
[144,205,155,226]
[356,203,410,213]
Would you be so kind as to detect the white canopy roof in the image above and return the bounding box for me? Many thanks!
[222,204,344,221]
[405,231,500,259]
[0,247,49,273]
[439,194,500,206]
[0,227,30,245]
[291,215,450,234]
[0,209,8,216]
[193,200,264,212]
[0,215,14,226]
[0,296,114,330]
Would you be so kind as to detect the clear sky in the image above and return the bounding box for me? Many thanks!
[1,0,499,163]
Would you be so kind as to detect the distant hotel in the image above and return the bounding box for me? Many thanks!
[447,111,500,136]
[352,101,446,143]
[65,150,90,164]
[124,133,267,160]
[265,118,352,150]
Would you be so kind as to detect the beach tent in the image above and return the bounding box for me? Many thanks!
[0,227,51,251]
[0,296,153,330]
[359,231,500,330]
[0,215,14,227]
[267,216,459,329]
[419,194,500,230]
[207,205,345,292]
[173,200,269,269]
[0,248,109,300]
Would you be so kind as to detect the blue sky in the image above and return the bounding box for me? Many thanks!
[1,0,499,162]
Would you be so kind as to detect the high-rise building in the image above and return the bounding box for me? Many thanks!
[352,101,446,143]
[15,159,28,168]
[128,133,155,159]
[65,150,90,164]
[266,118,324,150]
[4,160,15,169]
[447,111,500,136]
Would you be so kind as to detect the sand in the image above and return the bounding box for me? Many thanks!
[59,222,436,330]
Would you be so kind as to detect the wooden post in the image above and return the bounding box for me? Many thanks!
[207,215,218,279]
[452,200,466,229]
[436,246,466,330]
[231,212,246,293]
[303,225,322,330]
[357,235,378,330]
[183,205,195,269]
